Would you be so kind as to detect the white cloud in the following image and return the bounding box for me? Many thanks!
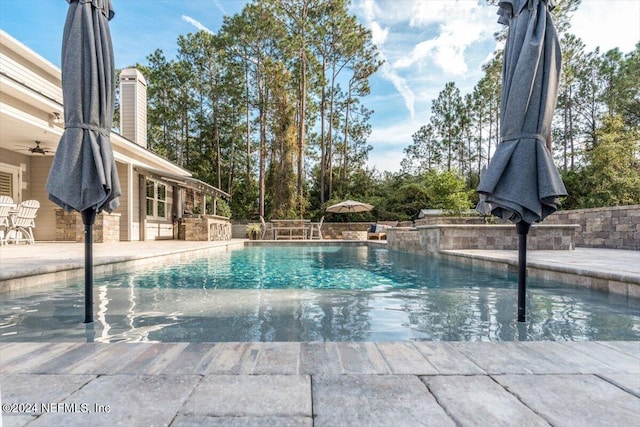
[570,0,640,53]
[211,0,226,15]
[357,0,416,118]
[182,15,213,34]
[369,21,389,46]
[369,118,421,147]
[355,0,499,118]
[380,64,416,118]
[367,150,404,173]
[392,3,495,75]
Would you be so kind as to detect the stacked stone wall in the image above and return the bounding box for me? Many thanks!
[387,224,578,255]
[55,209,120,243]
[180,216,231,241]
[543,205,639,250]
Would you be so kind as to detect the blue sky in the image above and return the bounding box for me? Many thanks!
[1,0,638,173]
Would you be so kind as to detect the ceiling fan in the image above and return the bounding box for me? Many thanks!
[17,141,54,155]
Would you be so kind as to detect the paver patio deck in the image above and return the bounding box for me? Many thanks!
[1,241,639,426]
[1,341,639,426]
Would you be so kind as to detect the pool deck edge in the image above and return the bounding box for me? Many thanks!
[440,248,640,298]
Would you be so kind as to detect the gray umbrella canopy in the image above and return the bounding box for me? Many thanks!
[327,200,374,214]
[46,0,121,214]
[477,0,567,323]
[46,0,120,325]
[477,0,566,224]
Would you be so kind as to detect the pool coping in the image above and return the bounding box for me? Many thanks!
[439,249,640,299]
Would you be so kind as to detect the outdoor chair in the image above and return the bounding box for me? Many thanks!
[8,199,40,244]
[0,195,15,245]
[260,215,273,240]
[368,221,398,240]
[307,216,324,240]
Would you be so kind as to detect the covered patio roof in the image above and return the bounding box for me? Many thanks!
[135,166,231,200]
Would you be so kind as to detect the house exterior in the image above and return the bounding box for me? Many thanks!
[0,30,230,242]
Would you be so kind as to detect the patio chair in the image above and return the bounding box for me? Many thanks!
[307,216,324,240]
[8,199,40,244]
[0,196,15,245]
[368,221,398,240]
[260,215,273,240]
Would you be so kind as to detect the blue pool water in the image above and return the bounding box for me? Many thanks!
[1,245,639,342]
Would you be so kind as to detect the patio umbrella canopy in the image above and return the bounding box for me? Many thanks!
[326,200,374,214]
[46,0,121,324]
[327,200,374,231]
[477,0,566,322]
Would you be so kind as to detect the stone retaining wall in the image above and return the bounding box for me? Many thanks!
[233,221,413,240]
[55,209,120,243]
[544,205,640,250]
[388,224,579,255]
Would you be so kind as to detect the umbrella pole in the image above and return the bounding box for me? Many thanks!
[81,208,97,324]
[516,222,530,323]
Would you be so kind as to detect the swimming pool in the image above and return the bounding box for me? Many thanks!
[1,245,639,342]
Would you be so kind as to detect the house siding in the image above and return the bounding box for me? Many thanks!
[29,156,54,241]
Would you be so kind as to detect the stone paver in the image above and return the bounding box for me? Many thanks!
[152,342,222,375]
[171,416,313,426]
[181,375,311,418]
[560,341,640,373]
[253,342,300,375]
[1,342,639,426]
[204,342,263,375]
[599,340,640,358]
[499,342,601,374]
[0,343,80,374]
[299,342,343,375]
[494,374,640,427]
[1,373,96,427]
[454,342,534,374]
[423,375,550,427]
[335,342,391,374]
[414,342,485,375]
[376,342,438,375]
[27,374,200,427]
[313,374,455,427]
[599,373,640,397]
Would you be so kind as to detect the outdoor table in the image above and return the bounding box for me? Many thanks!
[271,219,310,240]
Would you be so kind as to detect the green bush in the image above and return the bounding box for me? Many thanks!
[216,198,232,218]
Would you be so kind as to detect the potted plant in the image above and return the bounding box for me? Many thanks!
[246,223,262,240]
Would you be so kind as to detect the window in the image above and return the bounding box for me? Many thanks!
[0,171,12,198]
[0,163,21,200]
[145,179,167,219]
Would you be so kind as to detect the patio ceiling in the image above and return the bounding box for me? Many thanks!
[0,100,64,156]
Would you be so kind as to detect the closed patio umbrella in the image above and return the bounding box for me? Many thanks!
[46,0,121,324]
[477,0,566,323]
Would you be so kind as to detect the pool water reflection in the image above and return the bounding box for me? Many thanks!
[1,246,639,342]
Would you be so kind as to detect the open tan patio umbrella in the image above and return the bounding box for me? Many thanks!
[327,200,373,230]
[46,0,121,324]
[477,0,566,323]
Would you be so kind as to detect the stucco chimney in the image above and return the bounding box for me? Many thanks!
[119,68,147,148]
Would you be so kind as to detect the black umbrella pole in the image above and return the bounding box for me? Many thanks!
[81,208,97,324]
[516,222,531,323]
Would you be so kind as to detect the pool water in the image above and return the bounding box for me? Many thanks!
[1,245,639,342]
